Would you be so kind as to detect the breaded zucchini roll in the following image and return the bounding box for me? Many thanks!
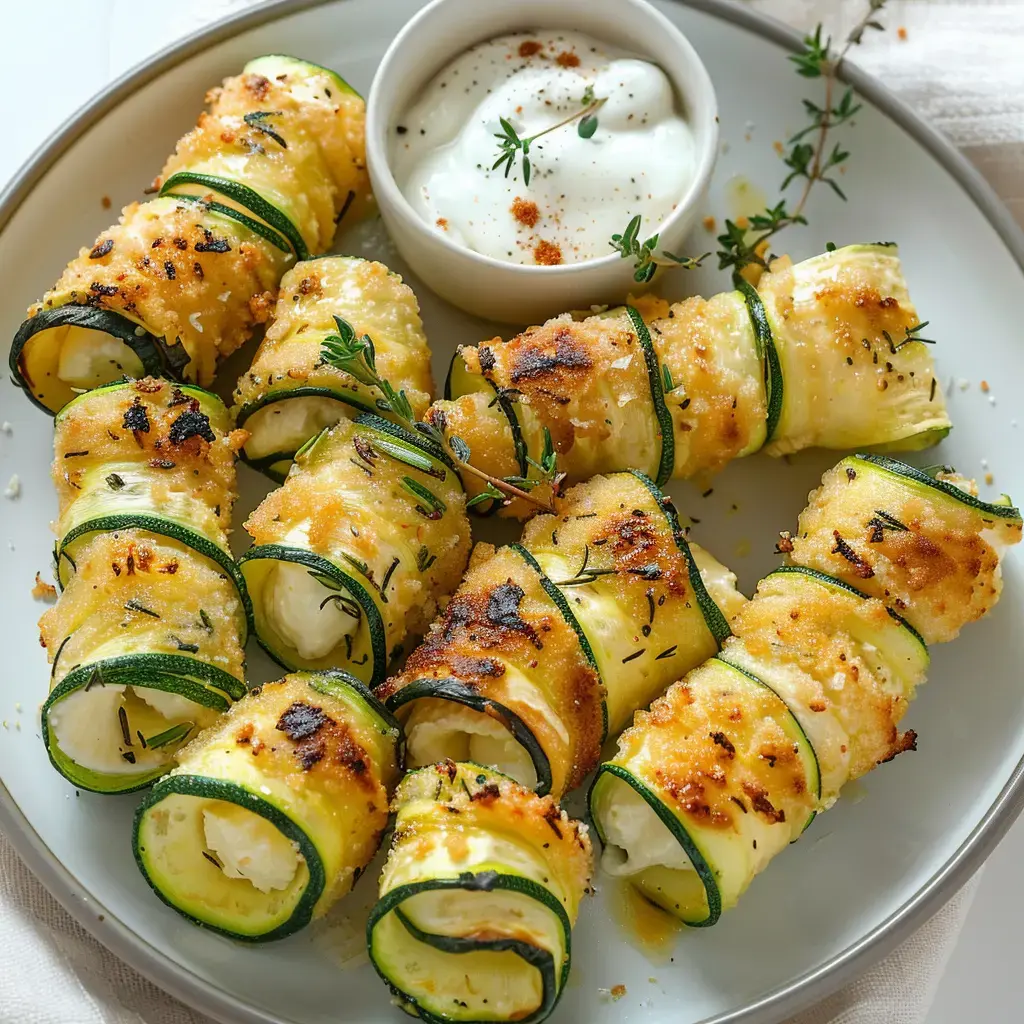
[590,455,1019,925]
[233,256,433,481]
[39,379,248,792]
[431,245,950,515]
[368,761,591,1024]
[240,415,470,686]
[379,471,739,797]
[10,56,369,413]
[790,454,1023,643]
[134,670,400,940]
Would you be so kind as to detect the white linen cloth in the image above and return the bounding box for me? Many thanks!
[0,1,1019,1022]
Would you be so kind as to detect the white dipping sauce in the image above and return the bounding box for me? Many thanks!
[391,30,696,266]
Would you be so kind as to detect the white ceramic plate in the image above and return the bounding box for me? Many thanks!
[1,2,1023,1023]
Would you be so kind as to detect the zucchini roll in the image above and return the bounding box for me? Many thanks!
[233,256,433,481]
[379,471,739,797]
[590,456,1019,925]
[368,761,592,1024]
[10,56,369,414]
[430,244,950,515]
[134,669,400,941]
[790,454,1023,643]
[38,378,248,793]
[240,415,470,686]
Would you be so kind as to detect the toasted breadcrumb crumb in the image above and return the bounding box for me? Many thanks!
[32,573,57,602]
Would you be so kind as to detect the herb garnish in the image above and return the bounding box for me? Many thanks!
[243,111,287,149]
[613,0,893,280]
[145,722,194,749]
[610,214,710,284]
[492,95,607,186]
[321,317,560,511]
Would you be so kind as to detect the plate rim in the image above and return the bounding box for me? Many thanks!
[2,2,1023,1023]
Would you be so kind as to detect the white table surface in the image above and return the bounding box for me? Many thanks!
[1,3,1022,1022]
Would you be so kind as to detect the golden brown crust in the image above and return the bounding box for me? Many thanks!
[727,572,920,783]
[39,530,245,687]
[619,661,813,839]
[791,460,1022,643]
[232,257,433,419]
[381,546,603,796]
[393,760,592,917]
[649,291,766,477]
[209,69,369,217]
[53,378,240,531]
[245,418,470,646]
[35,199,284,385]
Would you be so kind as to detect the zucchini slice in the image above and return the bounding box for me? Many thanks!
[160,172,311,262]
[52,380,250,631]
[226,54,370,210]
[589,658,819,926]
[382,470,738,798]
[233,256,433,479]
[790,453,1023,643]
[520,470,734,734]
[38,530,248,794]
[240,415,470,685]
[721,566,928,804]
[439,308,664,513]
[367,762,591,1023]
[651,287,769,478]
[10,306,163,416]
[734,275,783,442]
[134,670,400,940]
[757,244,952,455]
[382,543,604,797]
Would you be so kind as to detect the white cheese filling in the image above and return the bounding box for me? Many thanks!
[243,397,347,461]
[405,706,538,791]
[49,684,196,774]
[598,780,693,875]
[56,327,144,388]
[264,559,351,661]
[202,803,301,894]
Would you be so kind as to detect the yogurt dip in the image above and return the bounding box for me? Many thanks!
[390,30,697,267]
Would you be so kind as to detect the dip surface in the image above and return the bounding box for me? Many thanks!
[390,30,696,267]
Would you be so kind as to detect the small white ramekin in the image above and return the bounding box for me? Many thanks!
[366,0,719,324]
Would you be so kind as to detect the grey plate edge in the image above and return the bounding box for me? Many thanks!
[2,2,1024,1023]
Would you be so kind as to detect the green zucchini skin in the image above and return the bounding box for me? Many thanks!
[55,513,252,635]
[367,762,591,1023]
[160,171,310,261]
[734,274,783,442]
[589,658,819,926]
[624,306,675,487]
[133,670,401,942]
[9,306,177,416]
[589,762,722,927]
[383,677,555,796]
[239,545,387,681]
[42,655,239,794]
[791,453,1023,643]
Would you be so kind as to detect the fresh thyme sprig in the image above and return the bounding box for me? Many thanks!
[320,318,560,512]
[610,0,891,281]
[716,0,891,274]
[610,214,711,284]
[492,95,607,186]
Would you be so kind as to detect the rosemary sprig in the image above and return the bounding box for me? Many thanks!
[883,322,936,353]
[492,96,607,186]
[321,319,559,511]
[610,214,710,284]
[716,0,891,274]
